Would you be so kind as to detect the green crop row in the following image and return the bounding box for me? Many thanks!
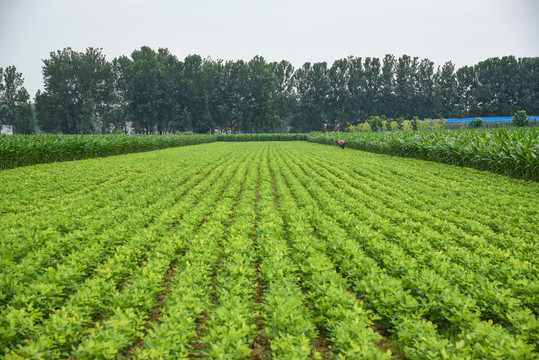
[256,159,318,359]
[136,149,254,358]
[307,127,539,181]
[200,151,259,358]
[270,154,393,359]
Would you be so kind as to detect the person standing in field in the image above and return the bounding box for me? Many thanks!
[337,140,345,149]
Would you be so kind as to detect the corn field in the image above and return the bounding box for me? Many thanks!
[308,127,539,181]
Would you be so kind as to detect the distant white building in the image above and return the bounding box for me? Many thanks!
[125,121,136,135]
[0,125,13,135]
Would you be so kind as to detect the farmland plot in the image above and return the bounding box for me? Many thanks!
[0,142,538,359]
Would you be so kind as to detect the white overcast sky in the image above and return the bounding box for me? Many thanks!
[1,0,538,97]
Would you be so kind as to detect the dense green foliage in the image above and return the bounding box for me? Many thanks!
[34,48,114,135]
[1,142,537,359]
[308,127,539,181]
[3,47,536,134]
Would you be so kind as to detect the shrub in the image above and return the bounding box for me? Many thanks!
[403,120,412,131]
[469,118,483,128]
[512,110,530,127]
[368,116,384,132]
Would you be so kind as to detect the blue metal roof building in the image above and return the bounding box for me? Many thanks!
[445,116,539,123]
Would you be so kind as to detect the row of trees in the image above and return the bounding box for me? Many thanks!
[2,47,538,134]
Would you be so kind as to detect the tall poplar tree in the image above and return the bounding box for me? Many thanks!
[416,59,436,118]
[434,61,458,117]
[362,57,382,118]
[271,60,295,133]
[347,57,366,122]
[379,55,396,117]
[327,58,351,130]
[394,55,419,118]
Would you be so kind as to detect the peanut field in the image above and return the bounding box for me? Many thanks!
[1,142,538,359]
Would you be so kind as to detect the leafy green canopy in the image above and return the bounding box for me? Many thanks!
[24,48,539,134]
